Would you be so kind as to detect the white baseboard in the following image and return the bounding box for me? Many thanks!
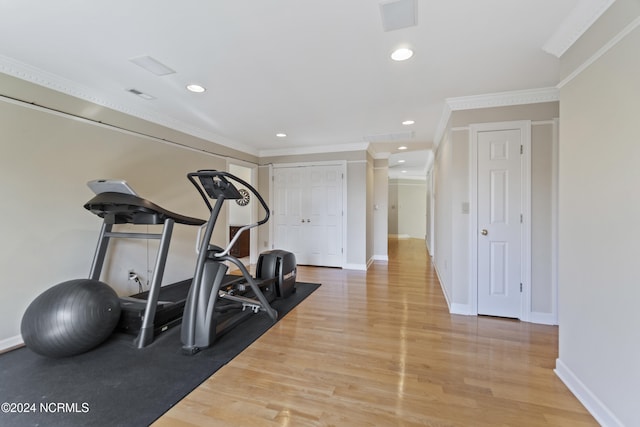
[450,303,474,315]
[529,311,558,325]
[388,234,410,239]
[433,262,452,308]
[0,335,24,353]
[372,254,389,262]
[555,358,624,427]
[343,263,367,271]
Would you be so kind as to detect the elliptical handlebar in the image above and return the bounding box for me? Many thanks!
[187,170,270,257]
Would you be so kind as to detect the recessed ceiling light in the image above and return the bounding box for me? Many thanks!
[398,159,406,163]
[402,120,415,125]
[402,170,407,173]
[186,84,206,93]
[391,47,414,61]
[398,146,408,150]
[276,133,287,138]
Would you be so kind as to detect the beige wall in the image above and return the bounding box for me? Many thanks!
[556,2,640,424]
[531,122,556,315]
[433,132,454,304]
[432,102,559,317]
[388,179,427,239]
[346,161,368,268]
[0,97,230,344]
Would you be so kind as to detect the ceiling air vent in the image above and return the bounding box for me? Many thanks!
[127,88,155,100]
[129,55,176,76]
[379,0,417,32]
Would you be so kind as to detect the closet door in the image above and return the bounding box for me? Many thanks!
[273,165,344,267]
[273,167,306,262]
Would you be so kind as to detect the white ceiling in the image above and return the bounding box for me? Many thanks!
[0,0,606,173]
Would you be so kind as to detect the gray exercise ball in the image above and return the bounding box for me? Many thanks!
[21,279,121,358]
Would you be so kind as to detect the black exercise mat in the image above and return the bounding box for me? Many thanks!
[0,282,320,427]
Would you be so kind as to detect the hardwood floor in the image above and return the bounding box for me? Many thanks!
[153,238,596,426]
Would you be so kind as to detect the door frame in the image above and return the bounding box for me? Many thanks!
[226,159,259,265]
[469,120,531,321]
[271,160,347,268]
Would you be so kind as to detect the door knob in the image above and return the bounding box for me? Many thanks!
[307,219,311,223]
[301,219,306,223]
[481,229,488,236]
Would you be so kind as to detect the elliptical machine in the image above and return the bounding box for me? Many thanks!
[181,170,296,355]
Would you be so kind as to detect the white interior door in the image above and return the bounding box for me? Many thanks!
[273,165,343,267]
[477,128,523,318]
[307,165,343,267]
[273,167,305,262]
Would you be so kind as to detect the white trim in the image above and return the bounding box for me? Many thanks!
[531,120,555,126]
[550,118,560,325]
[469,120,532,321]
[259,142,370,158]
[388,234,411,239]
[272,160,348,169]
[272,161,348,268]
[226,160,260,264]
[447,87,559,111]
[372,152,391,160]
[450,303,474,316]
[433,261,451,309]
[557,16,640,88]
[343,263,368,271]
[434,87,559,150]
[469,126,479,316]
[520,122,532,322]
[529,311,557,325]
[433,260,473,315]
[372,254,389,262]
[555,359,625,427]
[542,0,616,58]
[0,335,23,353]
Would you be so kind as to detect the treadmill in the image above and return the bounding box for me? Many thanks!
[84,179,205,348]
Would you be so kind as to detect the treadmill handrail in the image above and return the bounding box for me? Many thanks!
[84,192,206,226]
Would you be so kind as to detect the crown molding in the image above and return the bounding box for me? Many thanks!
[432,87,558,150]
[0,54,259,156]
[557,15,640,88]
[542,0,616,58]
[445,87,559,111]
[259,142,370,158]
[372,151,391,160]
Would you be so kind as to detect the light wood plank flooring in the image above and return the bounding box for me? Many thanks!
[153,238,596,426]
